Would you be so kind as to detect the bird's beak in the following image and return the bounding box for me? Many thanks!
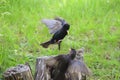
[67,30,69,34]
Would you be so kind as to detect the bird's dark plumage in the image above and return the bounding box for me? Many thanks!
[40,17,70,50]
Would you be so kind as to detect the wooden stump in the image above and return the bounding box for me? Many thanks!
[3,64,33,80]
[34,56,56,80]
[34,48,91,80]
[3,48,91,80]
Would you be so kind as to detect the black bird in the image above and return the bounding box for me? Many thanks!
[40,17,70,50]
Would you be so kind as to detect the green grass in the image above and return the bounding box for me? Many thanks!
[0,0,120,79]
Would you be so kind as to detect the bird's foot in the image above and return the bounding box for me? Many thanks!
[58,40,62,50]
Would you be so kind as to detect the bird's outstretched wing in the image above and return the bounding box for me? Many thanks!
[42,18,65,34]
[41,17,66,34]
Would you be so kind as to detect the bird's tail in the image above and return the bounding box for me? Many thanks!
[40,41,51,48]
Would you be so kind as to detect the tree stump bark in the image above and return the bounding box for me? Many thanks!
[3,48,91,80]
[34,56,55,80]
[34,48,91,80]
[3,64,33,80]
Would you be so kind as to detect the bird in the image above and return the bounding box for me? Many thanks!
[40,17,70,50]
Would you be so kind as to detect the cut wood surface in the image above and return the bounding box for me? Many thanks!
[3,64,33,80]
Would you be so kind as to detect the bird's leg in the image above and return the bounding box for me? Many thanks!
[58,40,62,50]
[58,42,61,50]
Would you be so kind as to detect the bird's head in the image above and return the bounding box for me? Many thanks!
[63,23,70,31]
